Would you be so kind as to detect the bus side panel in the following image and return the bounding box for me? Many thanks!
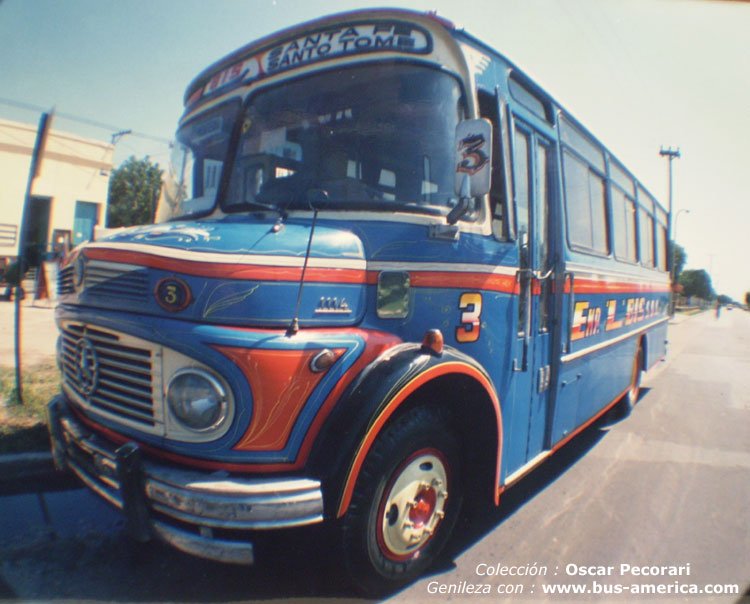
[645,320,668,369]
[573,339,635,428]
[550,286,668,445]
[551,339,634,445]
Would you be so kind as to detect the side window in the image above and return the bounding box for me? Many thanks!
[478,90,507,239]
[563,151,609,254]
[514,128,531,335]
[611,187,638,262]
[509,75,551,123]
[514,130,531,223]
[638,207,655,267]
[536,140,552,333]
[656,223,669,272]
[637,186,657,268]
[655,208,669,272]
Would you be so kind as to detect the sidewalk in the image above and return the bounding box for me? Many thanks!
[1,298,59,492]
[0,298,57,367]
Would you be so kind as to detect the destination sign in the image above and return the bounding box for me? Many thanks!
[264,22,431,72]
[189,21,433,105]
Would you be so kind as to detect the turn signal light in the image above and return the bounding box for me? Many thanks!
[310,348,337,373]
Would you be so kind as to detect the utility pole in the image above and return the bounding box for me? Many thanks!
[660,146,681,214]
[110,129,131,145]
[660,146,681,314]
[14,110,54,405]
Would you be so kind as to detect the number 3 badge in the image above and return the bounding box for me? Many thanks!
[155,277,192,312]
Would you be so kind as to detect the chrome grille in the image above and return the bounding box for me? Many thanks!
[57,265,74,295]
[61,323,157,428]
[84,260,149,302]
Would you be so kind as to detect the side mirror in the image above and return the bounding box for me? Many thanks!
[454,118,492,198]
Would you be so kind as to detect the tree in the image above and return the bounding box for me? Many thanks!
[107,156,164,227]
[679,269,715,301]
[670,242,687,281]
[745,292,750,307]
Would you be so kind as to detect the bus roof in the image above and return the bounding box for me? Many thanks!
[183,8,457,107]
[182,8,666,217]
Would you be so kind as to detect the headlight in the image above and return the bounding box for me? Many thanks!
[166,369,227,432]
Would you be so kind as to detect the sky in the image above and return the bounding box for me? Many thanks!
[1,0,748,301]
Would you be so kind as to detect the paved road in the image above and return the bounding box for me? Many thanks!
[394,309,750,602]
[1,310,748,602]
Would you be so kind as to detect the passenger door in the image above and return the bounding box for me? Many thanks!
[512,122,555,463]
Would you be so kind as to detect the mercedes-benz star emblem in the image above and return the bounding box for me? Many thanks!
[75,338,99,398]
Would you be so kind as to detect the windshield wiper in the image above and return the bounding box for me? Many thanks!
[290,199,445,217]
[243,200,285,215]
[241,200,288,230]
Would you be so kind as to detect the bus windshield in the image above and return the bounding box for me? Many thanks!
[161,101,239,221]
[223,63,464,216]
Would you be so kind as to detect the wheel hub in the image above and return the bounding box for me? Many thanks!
[379,451,449,559]
[409,487,437,527]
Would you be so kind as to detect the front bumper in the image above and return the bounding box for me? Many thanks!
[48,396,325,564]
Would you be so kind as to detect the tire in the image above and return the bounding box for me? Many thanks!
[341,406,463,596]
[612,344,643,420]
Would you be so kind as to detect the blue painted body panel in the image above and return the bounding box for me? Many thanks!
[104,219,366,258]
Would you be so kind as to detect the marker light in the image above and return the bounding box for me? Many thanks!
[421,329,444,355]
[310,349,337,373]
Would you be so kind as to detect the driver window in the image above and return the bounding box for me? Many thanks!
[478,89,507,239]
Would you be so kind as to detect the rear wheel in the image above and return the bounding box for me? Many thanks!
[341,406,462,595]
[626,345,644,407]
[612,345,643,419]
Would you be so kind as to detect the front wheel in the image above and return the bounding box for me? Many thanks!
[341,406,462,595]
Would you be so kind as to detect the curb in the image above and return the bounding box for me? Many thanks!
[0,451,55,480]
[0,451,74,493]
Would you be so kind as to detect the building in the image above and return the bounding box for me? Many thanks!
[0,117,113,266]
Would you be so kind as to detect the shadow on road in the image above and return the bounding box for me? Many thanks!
[431,418,609,578]
[1,412,619,602]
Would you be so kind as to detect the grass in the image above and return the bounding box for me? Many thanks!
[0,361,60,454]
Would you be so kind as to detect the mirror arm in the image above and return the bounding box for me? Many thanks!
[447,174,472,225]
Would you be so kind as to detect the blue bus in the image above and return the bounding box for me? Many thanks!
[48,8,671,593]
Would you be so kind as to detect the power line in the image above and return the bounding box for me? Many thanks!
[0,96,172,145]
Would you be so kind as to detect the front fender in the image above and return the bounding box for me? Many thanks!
[307,342,501,518]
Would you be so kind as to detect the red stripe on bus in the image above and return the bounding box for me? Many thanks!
[84,248,521,293]
[408,271,518,294]
[84,248,667,295]
[572,279,670,294]
[85,248,368,284]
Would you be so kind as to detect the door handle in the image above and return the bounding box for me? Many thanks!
[533,268,553,281]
